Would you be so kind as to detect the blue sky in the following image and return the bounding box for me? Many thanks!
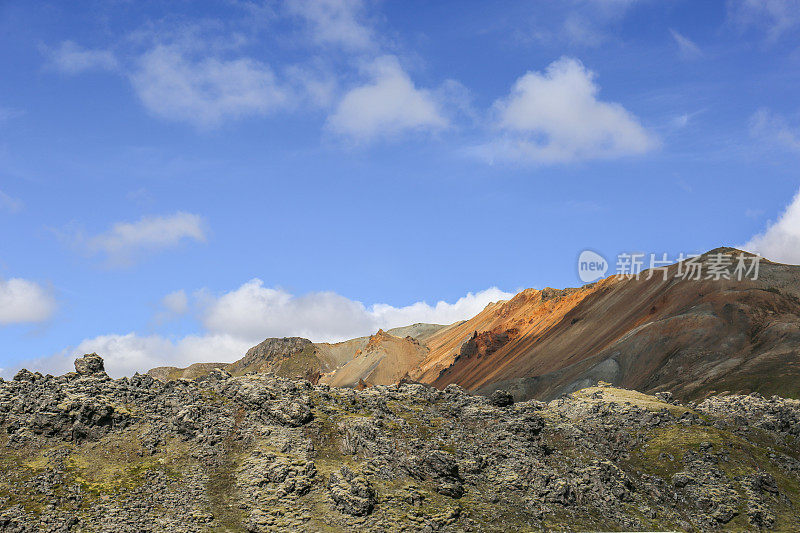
[2,0,800,376]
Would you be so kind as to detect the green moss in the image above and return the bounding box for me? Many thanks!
[199,388,232,406]
[0,444,58,516]
[64,429,187,498]
[626,424,800,530]
[206,450,247,533]
[689,362,800,399]
[636,426,725,477]
[272,345,323,379]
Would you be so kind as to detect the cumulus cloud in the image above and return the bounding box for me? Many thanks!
[81,211,206,266]
[369,288,514,329]
[45,41,118,74]
[130,45,289,128]
[285,64,338,108]
[16,332,253,378]
[742,187,800,264]
[749,108,800,152]
[328,55,447,141]
[477,57,657,164]
[0,189,23,213]
[0,278,57,325]
[729,0,800,42]
[287,0,374,51]
[201,279,513,342]
[669,29,702,59]
[9,283,513,377]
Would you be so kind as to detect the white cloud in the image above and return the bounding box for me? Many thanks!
[162,290,189,315]
[328,55,447,141]
[287,0,374,51]
[46,41,118,74]
[16,332,252,378]
[130,45,289,128]
[0,190,23,213]
[0,278,57,325]
[369,288,514,329]
[201,279,513,343]
[671,114,691,129]
[285,63,338,108]
[669,29,702,59]
[8,283,513,377]
[152,289,191,324]
[729,0,800,41]
[742,187,800,264]
[83,211,206,266]
[478,57,658,164]
[750,108,800,152]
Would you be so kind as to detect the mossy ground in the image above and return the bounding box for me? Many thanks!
[2,384,799,531]
[571,386,693,416]
[689,359,800,400]
[65,428,185,497]
[624,424,800,531]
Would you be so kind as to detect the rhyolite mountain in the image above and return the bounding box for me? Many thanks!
[4,247,800,531]
[149,248,800,402]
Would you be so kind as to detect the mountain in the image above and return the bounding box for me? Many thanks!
[416,248,800,401]
[318,329,428,388]
[148,248,800,403]
[8,248,800,530]
[2,354,799,531]
[147,324,447,387]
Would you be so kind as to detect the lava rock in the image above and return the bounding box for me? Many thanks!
[74,353,105,376]
[490,389,515,407]
[328,466,376,516]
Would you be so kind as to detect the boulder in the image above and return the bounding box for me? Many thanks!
[74,353,105,376]
[490,389,515,407]
[328,466,376,516]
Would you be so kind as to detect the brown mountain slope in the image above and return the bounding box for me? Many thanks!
[148,248,800,402]
[147,324,445,385]
[147,362,228,382]
[320,329,428,387]
[414,248,800,401]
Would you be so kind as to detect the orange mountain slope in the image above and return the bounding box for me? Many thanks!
[149,248,800,402]
[414,248,800,400]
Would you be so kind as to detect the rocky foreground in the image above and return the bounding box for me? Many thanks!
[0,355,799,532]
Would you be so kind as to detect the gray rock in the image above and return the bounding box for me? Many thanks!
[655,391,674,404]
[74,353,105,376]
[328,466,376,516]
[490,389,515,407]
[0,354,797,531]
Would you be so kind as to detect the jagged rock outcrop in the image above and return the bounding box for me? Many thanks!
[230,337,315,375]
[328,466,376,516]
[1,355,799,531]
[696,392,800,436]
[74,353,105,376]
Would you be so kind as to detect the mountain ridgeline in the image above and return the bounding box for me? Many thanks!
[4,247,800,531]
[149,248,800,402]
